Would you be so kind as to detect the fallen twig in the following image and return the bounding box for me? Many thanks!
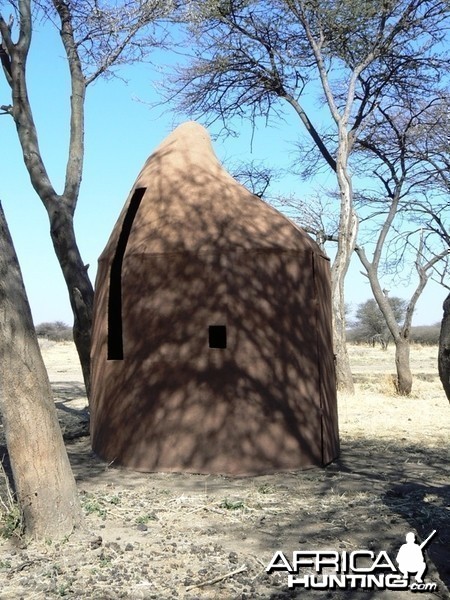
[185,563,247,592]
[8,558,46,576]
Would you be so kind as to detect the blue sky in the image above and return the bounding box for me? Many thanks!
[0,19,446,327]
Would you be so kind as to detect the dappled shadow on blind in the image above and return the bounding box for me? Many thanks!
[90,131,338,475]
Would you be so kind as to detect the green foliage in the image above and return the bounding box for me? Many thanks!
[107,495,120,505]
[98,553,113,568]
[0,462,23,539]
[81,492,122,518]
[220,497,246,510]
[136,513,157,524]
[0,505,23,539]
[57,583,71,597]
[81,496,107,517]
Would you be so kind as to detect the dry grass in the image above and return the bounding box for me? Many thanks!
[339,344,448,448]
[0,462,23,540]
[0,342,449,599]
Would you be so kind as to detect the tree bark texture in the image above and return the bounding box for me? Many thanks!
[394,336,413,396]
[331,133,358,394]
[355,248,414,396]
[49,205,93,397]
[438,291,450,402]
[331,270,355,393]
[287,95,355,392]
[0,201,83,539]
[372,282,414,395]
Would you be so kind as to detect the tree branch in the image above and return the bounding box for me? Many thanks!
[355,244,402,342]
[1,0,57,209]
[52,0,86,211]
[289,0,341,125]
[16,0,31,54]
[84,25,142,86]
[0,15,13,86]
[283,94,337,171]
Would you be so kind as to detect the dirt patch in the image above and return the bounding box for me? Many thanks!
[0,342,449,599]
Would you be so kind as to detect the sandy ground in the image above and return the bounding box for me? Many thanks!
[0,341,449,599]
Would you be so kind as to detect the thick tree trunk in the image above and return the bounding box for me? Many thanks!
[438,291,450,402]
[49,204,94,397]
[0,201,83,539]
[394,336,413,396]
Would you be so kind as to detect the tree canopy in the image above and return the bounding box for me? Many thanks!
[168,0,450,393]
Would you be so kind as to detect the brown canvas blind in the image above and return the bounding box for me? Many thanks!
[90,121,339,475]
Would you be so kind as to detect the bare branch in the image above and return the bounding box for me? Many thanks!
[52,0,86,209]
[0,15,13,85]
[0,0,176,393]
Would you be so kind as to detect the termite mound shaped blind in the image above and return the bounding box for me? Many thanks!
[90,121,339,475]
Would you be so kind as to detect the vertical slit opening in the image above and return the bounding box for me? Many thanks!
[108,187,146,360]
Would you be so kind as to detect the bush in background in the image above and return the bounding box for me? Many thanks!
[410,324,440,345]
[347,324,440,346]
[35,321,73,342]
[347,297,407,349]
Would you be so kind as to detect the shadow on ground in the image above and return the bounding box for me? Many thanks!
[1,411,448,599]
[51,381,88,403]
[61,432,450,598]
[383,481,450,592]
[51,381,90,440]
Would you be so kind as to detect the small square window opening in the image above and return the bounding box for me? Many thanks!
[209,325,227,349]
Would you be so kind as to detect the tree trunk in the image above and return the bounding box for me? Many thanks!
[438,291,450,402]
[355,245,417,396]
[49,204,94,397]
[394,336,413,396]
[331,273,354,392]
[0,1,93,398]
[332,133,357,393]
[285,93,356,394]
[0,201,83,540]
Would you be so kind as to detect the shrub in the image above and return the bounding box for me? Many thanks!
[347,324,440,346]
[348,297,407,348]
[35,321,73,342]
[410,324,440,345]
[0,462,23,539]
